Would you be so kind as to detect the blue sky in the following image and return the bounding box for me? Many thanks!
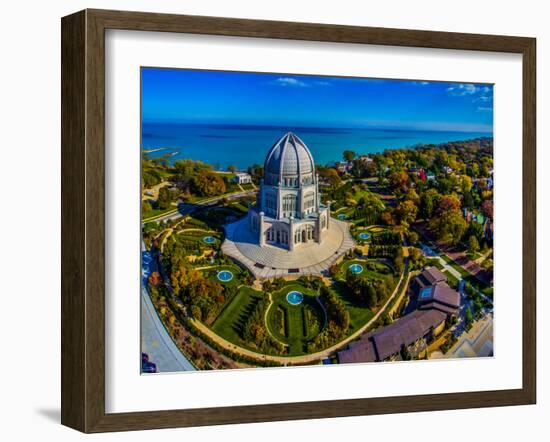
[141,68,493,133]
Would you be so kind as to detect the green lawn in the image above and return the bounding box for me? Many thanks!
[142,205,178,222]
[230,201,249,213]
[443,269,459,290]
[366,225,389,234]
[240,182,255,191]
[440,254,492,297]
[331,282,375,332]
[333,206,355,218]
[440,254,470,277]
[332,259,396,332]
[338,259,394,280]
[211,287,264,348]
[204,264,244,288]
[266,284,324,356]
[178,232,222,244]
[426,257,445,270]
[352,228,374,244]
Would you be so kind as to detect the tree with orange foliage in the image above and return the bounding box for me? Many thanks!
[170,265,201,295]
[148,271,161,287]
[380,210,396,226]
[388,170,409,192]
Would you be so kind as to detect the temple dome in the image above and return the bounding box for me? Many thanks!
[264,133,315,182]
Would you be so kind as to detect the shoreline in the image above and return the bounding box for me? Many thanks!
[142,133,493,169]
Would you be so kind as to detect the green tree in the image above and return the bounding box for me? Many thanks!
[419,188,439,219]
[227,165,237,173]
[408,231,419,246]
[433,210,467,245]
[142,201,153,214]
[343,150,356,162]
[468,235,480,254]
[461,175,473,194]
[156,186,174,210]
[396,199,418,226]
[393,247,404,273]
[465,306,473,328]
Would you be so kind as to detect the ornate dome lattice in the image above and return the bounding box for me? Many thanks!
[263,132,315,185]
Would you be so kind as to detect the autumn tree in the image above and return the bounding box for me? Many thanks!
[380,210,396,226]
[405,188,420,205]
[461,175,473,194]
[317,167,342,187]
[193,170,226,197]
[436,194,461,216]
[396,199,418,226]
[148,271,161,287]
[433,210,467,245]
[170,264,201,295]
[389,170,409,192]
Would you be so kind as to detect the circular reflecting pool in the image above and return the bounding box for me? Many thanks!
[217,270,234,282]
[286,291,304,306]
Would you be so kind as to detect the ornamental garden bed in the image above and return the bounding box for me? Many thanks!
[265,284,326,356]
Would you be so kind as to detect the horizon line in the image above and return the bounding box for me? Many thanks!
[141,120,494,134]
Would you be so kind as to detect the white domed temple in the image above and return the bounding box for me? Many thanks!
[222,132,355,279]
[250,132,329,250]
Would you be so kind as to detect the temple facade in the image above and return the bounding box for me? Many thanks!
[247,132,331,251]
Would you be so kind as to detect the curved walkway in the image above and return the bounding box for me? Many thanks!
[263,293,289,349]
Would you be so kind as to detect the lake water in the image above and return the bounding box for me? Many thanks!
[142,122,491,170]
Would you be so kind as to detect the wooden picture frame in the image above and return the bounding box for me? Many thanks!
[61,9,536,433]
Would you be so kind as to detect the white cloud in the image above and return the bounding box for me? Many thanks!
[446,83,494,101]
[477,106,493,112]
[272,77,308,87]
[271,77,332,87]
[474,95,492,103]
[446,83,479,96]
[412,81,430,86]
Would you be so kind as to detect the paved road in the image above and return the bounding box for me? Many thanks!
[141,242,195,373]
[146,190,257,224]
[141,286,196,373]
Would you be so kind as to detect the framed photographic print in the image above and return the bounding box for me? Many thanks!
[61,9,536,433]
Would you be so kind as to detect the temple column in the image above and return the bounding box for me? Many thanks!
[316,217,322,244]
[276,181,282,219]
[327,201,331,229]
[259,178,265,211]
[315,173,320,212]
[289,216,294,251]
[259,212,265,247]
